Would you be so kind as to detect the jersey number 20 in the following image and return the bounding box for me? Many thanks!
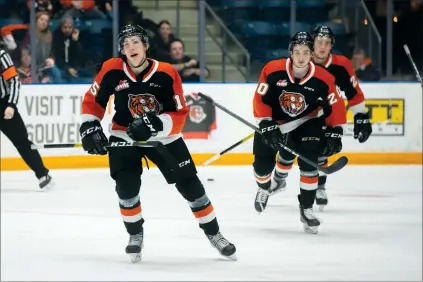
[328,87,342,105]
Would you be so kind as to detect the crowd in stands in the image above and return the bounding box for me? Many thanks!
[0,0,421,83]
[0,0,208,84]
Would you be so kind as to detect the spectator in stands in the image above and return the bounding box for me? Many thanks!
[16,46,53,83]
[150,20,175,62]
[59,0,107,19]
[169,39,210,82]
[351,48,380,81]
[29,0,53,14]
[16,47,32,83]
[20,0,55,23]
[95,0,113,19]
[52,16,90,82]
[22,11,61,82]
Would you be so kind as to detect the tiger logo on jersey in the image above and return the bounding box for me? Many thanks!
[189,105,207,123]
[279,91,308,117]
[128,94,160,118]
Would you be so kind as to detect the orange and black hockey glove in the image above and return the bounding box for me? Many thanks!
[127,113,163,141]
[259,120,287,151]
[353,112,372,143]
[79,120,108,155]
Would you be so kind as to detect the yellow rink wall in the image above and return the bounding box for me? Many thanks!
[1,152,421,171]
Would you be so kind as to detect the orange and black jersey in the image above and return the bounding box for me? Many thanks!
[253,58,347,133]
[315,53,366,115]
[81,58,189,144]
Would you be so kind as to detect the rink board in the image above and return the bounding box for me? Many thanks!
[1,152,421,171]
[1,83,422,170]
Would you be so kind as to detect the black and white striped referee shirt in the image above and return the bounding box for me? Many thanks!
[0,48,21,108]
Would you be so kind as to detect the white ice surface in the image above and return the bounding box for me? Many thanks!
[1,165,422,281]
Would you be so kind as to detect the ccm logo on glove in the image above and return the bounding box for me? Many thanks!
[261,125,279,133]
[81,126,102,138]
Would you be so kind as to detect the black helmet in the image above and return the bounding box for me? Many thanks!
[289,31,314,52]
[118,24,149,53]
[312,25,335,45]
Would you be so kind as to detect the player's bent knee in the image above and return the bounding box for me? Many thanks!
[175,175,205,202]
[253,155,275,177]
[114,170,141,199]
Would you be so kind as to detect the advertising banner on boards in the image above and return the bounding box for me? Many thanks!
[344,99,405,136]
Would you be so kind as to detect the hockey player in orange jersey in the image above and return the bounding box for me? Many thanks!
[252,32,347,234]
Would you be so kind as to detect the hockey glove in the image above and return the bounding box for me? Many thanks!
[321,126,343,157]
[353,112,372,143]
[259,120,287,151]
[79,120,108,155]
[127,113,163,141]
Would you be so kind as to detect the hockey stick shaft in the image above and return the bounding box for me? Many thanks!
[32,139,183,176]
[197,93,348,174]
[403,44,423,87]
[30,141,162,150]
[201,132,254,166]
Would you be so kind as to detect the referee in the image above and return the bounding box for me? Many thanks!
[0,44,52,189]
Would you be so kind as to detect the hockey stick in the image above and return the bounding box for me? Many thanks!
[403,44,423,89]
[197,93,348,174]
[30,141,162,150]
[31,140,182,175]
[201,132,255,166]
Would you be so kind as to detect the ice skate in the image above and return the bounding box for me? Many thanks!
[254,187,270,213]
[125,232,144,263]
[298,195,320,234]
[269,171,287,195]
[38,174,53,190]
[315,187,328,211]
[207,232,237,260]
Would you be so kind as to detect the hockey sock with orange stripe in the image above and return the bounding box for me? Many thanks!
[299,171,319,208]
[275,155,295,179]
[188,194,219,235]
[119,195,144,235]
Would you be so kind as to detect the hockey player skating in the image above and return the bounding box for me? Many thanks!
[311,25,372,210]
[0,44,53,189]
[79,24,236,262]
[252,32,347,234]
[269,26,372,211]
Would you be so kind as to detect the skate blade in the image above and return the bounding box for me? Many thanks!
[224,253,237,261]
[303,224,319,234]
[39,182,54,192]
[128,253,142,263]
[254,203,266,213]
[318,205,325,212]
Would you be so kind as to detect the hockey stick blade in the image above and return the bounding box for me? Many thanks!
[320,155,348,174]
[197,92,348,174]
